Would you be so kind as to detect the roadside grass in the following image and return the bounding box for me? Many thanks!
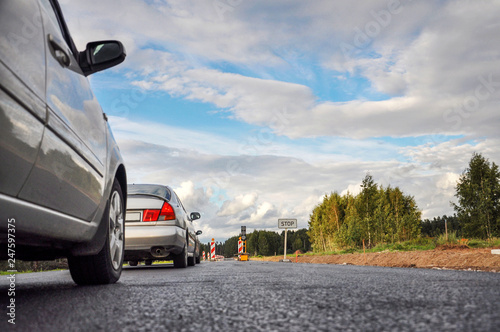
[435,232,459,245]
[301,238,435,256]
[124,260,174,266]
[0,259,67,273]
[435,233,500,248]
[152,260,173,264]
[0,269,67,275]
[300,236,499,256]
[467,237,500,248]
[0,270,33,275]
[369,239,436,252]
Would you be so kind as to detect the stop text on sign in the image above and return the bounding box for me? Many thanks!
[278,219,297,229]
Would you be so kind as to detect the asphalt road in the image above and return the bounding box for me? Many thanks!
[1,260,499,331]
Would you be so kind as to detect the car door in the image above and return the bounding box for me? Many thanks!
[0,0,46,197]
[17,0,106,221]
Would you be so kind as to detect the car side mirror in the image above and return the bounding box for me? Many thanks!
[190,212,201,221]
[196,230,203,236]
[80,40,126,76]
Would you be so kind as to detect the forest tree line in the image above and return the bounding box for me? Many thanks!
[308,174,421,252]
[420,215,461,238]
[210,153,499,256]
[202,229,311,258]
[308,153,500,252]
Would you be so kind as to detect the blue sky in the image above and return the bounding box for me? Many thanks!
[61,0,500,242]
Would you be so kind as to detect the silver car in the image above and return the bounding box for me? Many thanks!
[0,0,127,284]
[125,184,202,268]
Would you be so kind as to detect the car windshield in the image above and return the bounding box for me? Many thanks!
[128,184,171,201]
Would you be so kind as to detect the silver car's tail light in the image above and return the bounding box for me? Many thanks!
[143,209,159,221]
[142,202,176,221]
[158,201,176,221]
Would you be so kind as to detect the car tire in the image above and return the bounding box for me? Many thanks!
[129,261,138,266]
[188,256,195,266]
[188,245,196,267]
[145,259,152,266]
[173,244,188,268]
[68,179,125,285]
[195,254,201,264]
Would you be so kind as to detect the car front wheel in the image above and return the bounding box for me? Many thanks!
[68,179,125,285]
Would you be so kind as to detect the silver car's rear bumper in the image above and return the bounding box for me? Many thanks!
[124,225,185,260]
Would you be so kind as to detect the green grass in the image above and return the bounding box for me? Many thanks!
[124,260,174,266]
[305,239,434,256]
[0,270,33,275]
[435,232,459,245]
[302,236,499,257]
[369,239,436,252]
[0,268,68,275]
[467,238,500,248]
[153,260,173,264]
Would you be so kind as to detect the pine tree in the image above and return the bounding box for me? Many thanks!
[358,174,378,247]
[453,153,500,239]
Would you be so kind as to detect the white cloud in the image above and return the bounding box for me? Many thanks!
[437,173,460,192]
[218,193,258,217]
[63,0,500,141]
[115,125,484,241]
[341,183,363,197]
[115,113,497,225]
[108,116,240,156]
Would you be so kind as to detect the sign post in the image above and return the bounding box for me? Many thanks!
[237,226,249,261]
[241,226,247,254]
[278,219,297,262]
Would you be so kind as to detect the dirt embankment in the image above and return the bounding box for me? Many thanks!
[255,246,500,272]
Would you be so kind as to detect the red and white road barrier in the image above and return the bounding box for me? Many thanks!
[238,240,243,254]
[210,238,215,260]
[202,251,205,261]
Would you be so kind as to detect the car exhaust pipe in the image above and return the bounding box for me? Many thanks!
[151,247,167,257]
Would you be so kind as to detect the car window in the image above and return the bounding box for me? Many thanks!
[128,184,171,201]
[178,196,185,212]
[39,0,58,27]
[175,194,188,215]
[38,0,74,55]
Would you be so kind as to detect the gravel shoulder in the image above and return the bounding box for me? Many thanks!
[254,246,500,272]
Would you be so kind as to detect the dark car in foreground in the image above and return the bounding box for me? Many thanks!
[125,184,202,268]
[0,0,127,284]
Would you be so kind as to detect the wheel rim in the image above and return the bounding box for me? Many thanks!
[109,190,124,270]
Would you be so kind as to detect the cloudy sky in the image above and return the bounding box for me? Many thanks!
[60,0,500,242]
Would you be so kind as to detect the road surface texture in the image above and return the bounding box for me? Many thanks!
[1,260,499,331]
